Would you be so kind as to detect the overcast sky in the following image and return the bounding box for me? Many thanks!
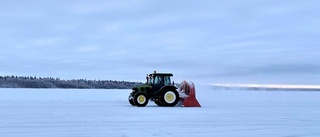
[1,0,319,85]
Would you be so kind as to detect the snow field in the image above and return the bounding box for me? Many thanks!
[0,86,320,137]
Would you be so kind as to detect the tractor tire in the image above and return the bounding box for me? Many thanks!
[160,89,179,107]
[128,95,135,106]
[133,92,149,107]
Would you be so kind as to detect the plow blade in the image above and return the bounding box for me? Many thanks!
[178,81,201,107]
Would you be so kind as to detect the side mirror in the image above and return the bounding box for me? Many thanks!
[172,81,175,86]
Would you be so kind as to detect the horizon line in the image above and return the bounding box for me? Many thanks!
[210,84,320,89]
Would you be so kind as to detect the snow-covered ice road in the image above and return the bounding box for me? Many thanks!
[0,86,320,137]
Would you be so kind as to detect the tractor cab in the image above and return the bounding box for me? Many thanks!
[147,72,173,93]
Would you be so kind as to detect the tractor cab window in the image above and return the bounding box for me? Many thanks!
[164,76,171,86]
[147,76,153,85]
[154,76,163,85]
[154,75,163,90]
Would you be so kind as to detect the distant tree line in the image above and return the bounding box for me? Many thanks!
[0,75,143,89]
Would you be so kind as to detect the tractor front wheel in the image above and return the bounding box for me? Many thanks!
[128,94,135,106]
[133,92,149,107]
[160,89,179,107]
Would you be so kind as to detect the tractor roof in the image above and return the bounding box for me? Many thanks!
[149,72,173,77]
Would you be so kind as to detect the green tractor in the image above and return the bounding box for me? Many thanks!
[128,71,180,107]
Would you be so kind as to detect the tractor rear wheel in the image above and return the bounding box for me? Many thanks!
[133,92,149,107]
[160,89,179,107]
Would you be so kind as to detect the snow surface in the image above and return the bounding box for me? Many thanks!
[1,86,320,137]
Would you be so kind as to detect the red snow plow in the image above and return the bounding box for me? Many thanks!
[128,71,201,107]
[178,80,201,107]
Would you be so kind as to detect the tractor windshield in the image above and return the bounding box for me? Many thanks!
[154,76,163,85]
[147,76,153,85]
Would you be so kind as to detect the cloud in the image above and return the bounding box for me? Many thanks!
[77,45,100,52]
[0,0,319,84]
[31,37,64,47]
[0,12,44,18]
[69,0,147,14]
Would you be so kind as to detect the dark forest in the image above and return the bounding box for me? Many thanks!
[0,76,143,89]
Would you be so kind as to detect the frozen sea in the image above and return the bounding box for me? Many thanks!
[0,86,320,137]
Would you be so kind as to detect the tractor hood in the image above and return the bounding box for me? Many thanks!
[132,84,152,92]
